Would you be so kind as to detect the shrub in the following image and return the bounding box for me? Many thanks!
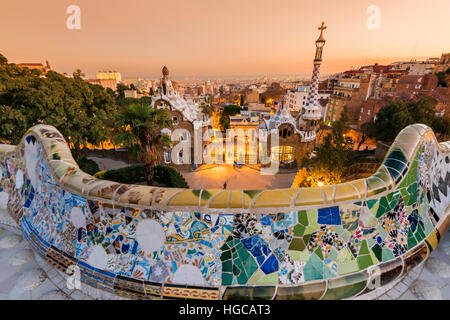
[77,157,100,175]
[99,165,146,184]
[292,167,341,188]
[153,165,189,188]
[95,164,189,188]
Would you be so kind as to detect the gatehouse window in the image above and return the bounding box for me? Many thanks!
[271,145,295,163]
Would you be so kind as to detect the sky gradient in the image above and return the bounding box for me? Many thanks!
[1,0,449,79]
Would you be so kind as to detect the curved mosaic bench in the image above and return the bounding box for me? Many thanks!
[0,124,449,300]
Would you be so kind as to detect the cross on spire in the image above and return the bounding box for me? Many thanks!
[318,21,327,34]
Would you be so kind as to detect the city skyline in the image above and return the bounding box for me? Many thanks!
[1,0,449,79]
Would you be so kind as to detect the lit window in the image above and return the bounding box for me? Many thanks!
[271,145,294,163]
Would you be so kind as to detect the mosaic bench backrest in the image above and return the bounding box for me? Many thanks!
[0,124,449,300]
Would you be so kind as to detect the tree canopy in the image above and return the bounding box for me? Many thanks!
[374,95,449,142]
[309,106,354,179]
[0,53,7,65]
[0,58,116,157]
[436,67,450,87]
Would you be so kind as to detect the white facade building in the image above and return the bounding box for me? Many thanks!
[284,85,331,118]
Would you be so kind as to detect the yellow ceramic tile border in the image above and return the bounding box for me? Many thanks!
[0,123,448,214]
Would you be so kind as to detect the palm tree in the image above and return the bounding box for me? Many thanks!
[114,103,174,185]
[200,97,214,118]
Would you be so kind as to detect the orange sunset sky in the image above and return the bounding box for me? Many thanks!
[1,0,449,79]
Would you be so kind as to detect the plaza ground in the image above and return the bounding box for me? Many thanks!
[182,164,297,190]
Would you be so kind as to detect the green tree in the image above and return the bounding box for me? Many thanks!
[357,121,375,151]
[72,69,85,79]
[374,95,441,143]
[0,62,116,157]
[116,83,131,100]
[106,87,116,99]
[0,53,7,65]
[436,68,450,87]
[114,103,174,185]
[313,106,353,178]
[223,104,242,116]
[218,104,242,131]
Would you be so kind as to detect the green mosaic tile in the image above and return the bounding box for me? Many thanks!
[287,250,301,260]
[314,246,324,260]
[382,247,395,262]
[337,247,354,263]
[406,183,418,205]
[247,269,265,285]
[376,225,388,240]
[369,247,379,264]
[257,272,278,285]
[366,237,375,248]
[222,272,233,285]
[357,254,373,270]
[389,190,401,207]
[242,256,259,278]
[368,200,379,215]
[297,249,311,262]
[386,192,393,203]
[415,224,426,242]
[371,244,382,262]
[305,210,319,234]
[221,250,232,261]
[358,240,370,256]
[289,237,306,251]
[400,187,409,198]
[304,253,325,281]
[376,196,390,218]
[333,225,350,242]
[366,199,377,209]
[338,259,359,275]
[408,232,417,249]
[222,260,232,272]
[419,205,434,234]
[302,234,311,245]
[297,210,308,226]
[293,224,306,237]
[327,249,338,261]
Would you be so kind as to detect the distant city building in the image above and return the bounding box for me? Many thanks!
[284,85,331,118]
[434,53,450,73]
[17,61,51,74]
[390,60,436,75]
[124,89,144,99]
[246,90,260,104]
[85,79,117,91]
[97,71,122,83]
[326,64,407,126]
[396,74,439,98]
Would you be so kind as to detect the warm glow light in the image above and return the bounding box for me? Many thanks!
[318,181,324,187]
